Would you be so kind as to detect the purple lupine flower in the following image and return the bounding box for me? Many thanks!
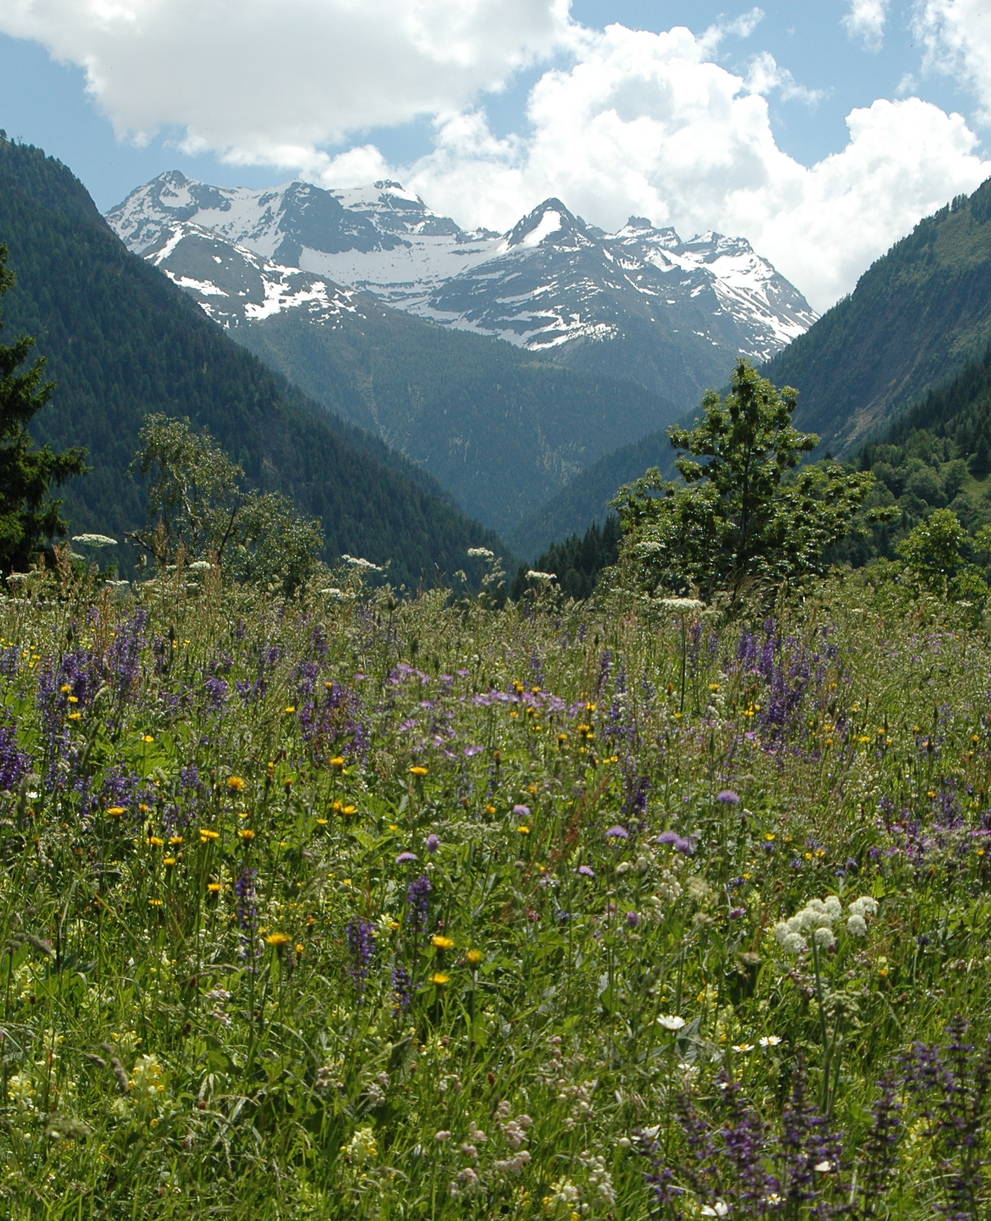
[294,660,320,698]
[97,768,151,811]
[0,724,30,791]
[106,609,148,705]
[180,765,203,792]
[780,1070,845,1208]
[406,875,432,930]
[345,917,376,992]
[202,675,229,712]
[858,1074,904,1204]
[392,965,413,1014]
[234,868,259,959]
[622,772,650,817]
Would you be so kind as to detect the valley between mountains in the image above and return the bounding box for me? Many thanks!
[106,172,816,545]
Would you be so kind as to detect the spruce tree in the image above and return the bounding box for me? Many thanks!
[0,245,87,573]
[613,360,876,604]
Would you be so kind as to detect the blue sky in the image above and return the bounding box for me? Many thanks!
[1,1,989,310]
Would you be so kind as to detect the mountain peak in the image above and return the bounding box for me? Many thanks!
[505,198,588,250]
[155,169,192,187]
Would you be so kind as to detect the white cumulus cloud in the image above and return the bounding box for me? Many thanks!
[843,0,889,51]
[0,0,575,162]
[914,0,991,126]
[729,98,990,310]
[3,1,989,311]
[399,24,990,310]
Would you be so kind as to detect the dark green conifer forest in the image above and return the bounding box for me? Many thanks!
[0,135,507,586]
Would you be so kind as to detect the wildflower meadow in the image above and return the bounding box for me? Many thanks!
[1,563,991,1218]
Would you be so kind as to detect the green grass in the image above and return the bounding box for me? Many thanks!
[1,567,990,1217]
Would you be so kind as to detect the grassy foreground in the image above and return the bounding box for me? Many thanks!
[1,569,990,1218]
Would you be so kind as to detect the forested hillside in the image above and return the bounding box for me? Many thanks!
[0,135,506,584]
[761,178,991,453]
[236,300,671,536]
[841,344,991,561]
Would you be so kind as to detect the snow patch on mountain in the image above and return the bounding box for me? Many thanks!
[517,208,563,248]
[107,172,817,397]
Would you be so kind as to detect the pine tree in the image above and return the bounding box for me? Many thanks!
[613,361,876,604]
[0,245,87,573]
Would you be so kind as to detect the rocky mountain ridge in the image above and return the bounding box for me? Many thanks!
[108,172,816,411]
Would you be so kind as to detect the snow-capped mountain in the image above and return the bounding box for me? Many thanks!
[109,180,670,538]
[107,172,816,409]
[138,221,366,329]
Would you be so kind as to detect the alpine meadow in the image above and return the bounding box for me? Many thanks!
[6,20,991,1214]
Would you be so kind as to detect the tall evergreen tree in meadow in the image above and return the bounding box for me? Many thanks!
[0,245,87,573]
[613,361,876,605]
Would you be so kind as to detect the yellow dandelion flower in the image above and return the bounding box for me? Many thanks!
[432,934,455,950]
[199,829,220,841]
[409,765,428,776]
[330,756,346,770]
[67,712,82,721]
[169,835,183,845]
[227,776,247,792]
[142,735,155,743]
[106,806,126,817]
[284,706,296,714]
[148,898,163,907]
[265,932,291,946]
[207,882,223,893]
[163,857,177,866]
[518,825,531,835]
[430,972,450,985]
[466,949,483,965]
[148,836,164,847]
[239,829,256,840]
